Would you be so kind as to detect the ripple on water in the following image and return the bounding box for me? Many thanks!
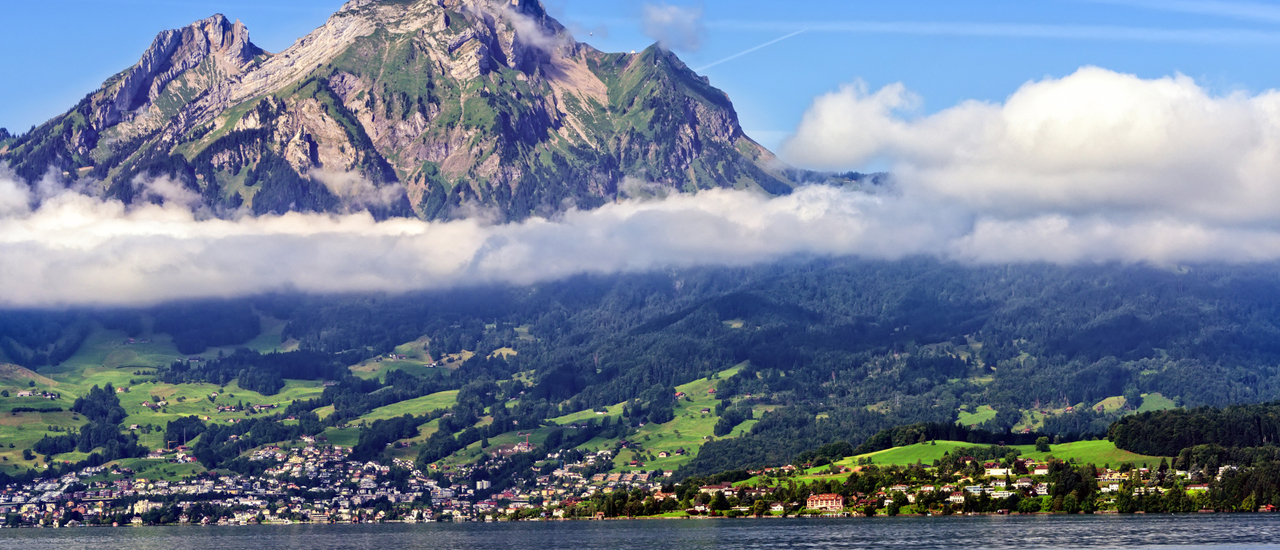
[3,514,1280,550]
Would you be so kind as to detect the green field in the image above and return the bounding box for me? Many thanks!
[385,418,441,461]
[348,335,448,380]
[359,390,459,422]
[1093,396,1128,413]
[1014,439,1168,467]
[0,317,1189,478]
[546,363,763,471]
[838,439,1169,468]
[841,440,980,467]
[225,315,295,354]
[101,458,208,482]
[426,363,764,472]
[0,319,322,472]
[1138,392,1177,413]
[1,322,488,472]
[319,426,362,448]
[554,403,625,425]
[4,323,757,475]
[734,439,1173,487]
[957,405,997,427]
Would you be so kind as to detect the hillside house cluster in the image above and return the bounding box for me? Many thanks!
[0,428,1238,528]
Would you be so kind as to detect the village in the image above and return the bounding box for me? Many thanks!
[0,435,1254,527]
[0,437,668,527]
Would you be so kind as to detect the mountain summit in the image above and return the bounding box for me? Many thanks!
[0,0,792,219]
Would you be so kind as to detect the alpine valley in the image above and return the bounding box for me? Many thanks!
[6,0,1280,526]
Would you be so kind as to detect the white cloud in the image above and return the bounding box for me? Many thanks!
[641,2,705,52]
[0,168,32,217]
[0,177,951,307]
[712,19,1280,45]
[133,175,204,209]
[10,67,1280,307]
[462,1,570,55]
[3,165,1280,307]
[310,169,406,210]
[952,215,1280,265]
[784,67,1280,225]
[1082,0,1280,24]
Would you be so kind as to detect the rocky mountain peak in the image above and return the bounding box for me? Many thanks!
[3,0,792,220]
[97,14,261,128]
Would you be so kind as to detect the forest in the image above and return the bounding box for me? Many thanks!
[8,259,1280,476]
[1108,403,1280,457]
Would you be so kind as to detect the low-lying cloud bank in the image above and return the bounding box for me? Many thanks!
[6,67,1280,307]
[0,173,941,307]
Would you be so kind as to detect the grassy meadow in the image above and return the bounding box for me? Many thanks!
[838,439,1169,469]
[0,317,316,473]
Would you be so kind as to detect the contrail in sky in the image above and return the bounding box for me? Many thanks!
[1079,0,1280,24]
[695,29,808,72]
[711,20,1280,44]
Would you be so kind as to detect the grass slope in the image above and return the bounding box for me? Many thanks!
[1138,393,1177,413]
[957,405,996,427]
[841,439,1169,468]
[0,321,321,472]
[550,363,764,472]
[358,390,459,422]
[428,363,764,472]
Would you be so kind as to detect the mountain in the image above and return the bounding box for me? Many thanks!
[9,259,1280,472]
[0,0,792,220]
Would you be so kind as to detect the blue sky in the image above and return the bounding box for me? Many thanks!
[4,0,1280,151]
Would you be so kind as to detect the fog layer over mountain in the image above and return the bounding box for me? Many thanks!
[4,67,1280,307]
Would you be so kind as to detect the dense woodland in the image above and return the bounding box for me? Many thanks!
[8,259,1280,476]
[1109,403,1280,457]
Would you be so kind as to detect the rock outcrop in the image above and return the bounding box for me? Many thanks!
[100,15,259,126]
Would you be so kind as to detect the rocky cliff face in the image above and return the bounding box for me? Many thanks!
[101,15,259,128]
[1,0,791,219]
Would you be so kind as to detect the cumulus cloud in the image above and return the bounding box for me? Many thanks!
[641,2,705,52]
[784,67,1280,225]
[11,67,1280,307]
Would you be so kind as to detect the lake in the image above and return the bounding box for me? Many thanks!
[3,515,1280,549]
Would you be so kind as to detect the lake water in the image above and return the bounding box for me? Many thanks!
[3,515,1280,549]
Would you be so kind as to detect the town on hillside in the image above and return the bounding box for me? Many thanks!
[0,437,1266,527]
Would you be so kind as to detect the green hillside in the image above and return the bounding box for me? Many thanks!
[11,260,1280,489]
[548,363,765,471]
[0,313,767,476]
[841,439,1169,468]
[843,441,978,466]
[360,390,458,422]
[0,318,312,473]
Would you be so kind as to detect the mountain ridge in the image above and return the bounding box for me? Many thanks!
[0,0,794,220]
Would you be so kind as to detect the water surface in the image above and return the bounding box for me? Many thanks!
[3,514,1279,549]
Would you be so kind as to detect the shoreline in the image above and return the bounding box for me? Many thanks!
[6,508,1264,529]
